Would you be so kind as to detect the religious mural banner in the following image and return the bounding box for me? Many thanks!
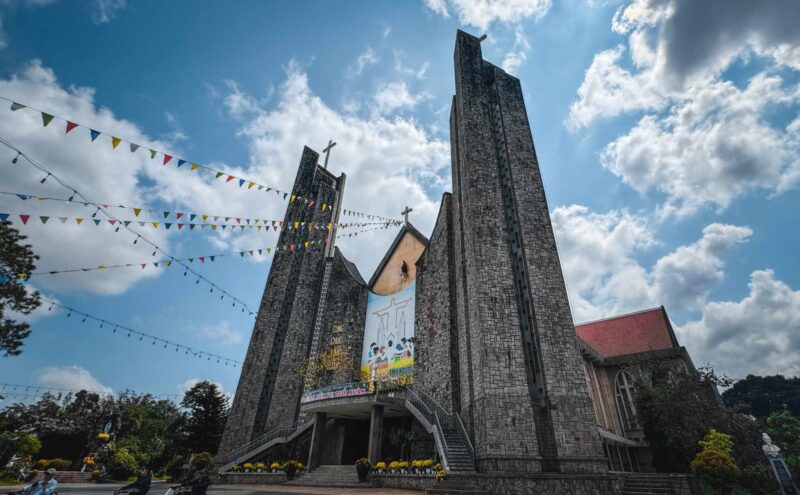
[300,382,371,404]
[360,282,416,382]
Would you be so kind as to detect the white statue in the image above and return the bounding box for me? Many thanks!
[763,432,782,457]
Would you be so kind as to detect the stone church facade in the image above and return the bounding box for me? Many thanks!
[216,30,697,493]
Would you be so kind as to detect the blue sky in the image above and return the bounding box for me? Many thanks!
[1,0,799,403]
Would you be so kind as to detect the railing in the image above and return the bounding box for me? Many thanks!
[405,386,475,470]
[217,423,298,466]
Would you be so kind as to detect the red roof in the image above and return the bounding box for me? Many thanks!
[575,307,677,359]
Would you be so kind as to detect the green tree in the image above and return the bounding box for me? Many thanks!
[115,392,184,469]
[723,375,800,418]
[0,220,41,356]
[766,408,800,480]
[690,429,739,494]
[181,381,229,455]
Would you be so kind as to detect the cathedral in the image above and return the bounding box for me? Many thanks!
[216,30,697,494]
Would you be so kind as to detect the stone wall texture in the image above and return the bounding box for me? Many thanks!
[448,29,606,473]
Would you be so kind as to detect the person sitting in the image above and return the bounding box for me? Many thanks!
[6,468,58,495]
[114,467,151,494]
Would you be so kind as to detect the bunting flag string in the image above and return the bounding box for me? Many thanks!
[0,137,257,316]
[13,224,398,279]
[0,383,180,400]
[0,190,401,231]
[39,297,243,367]
[2,96,401,224]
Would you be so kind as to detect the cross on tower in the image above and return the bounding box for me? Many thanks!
[322,140,337,169]
[401,206,413,225]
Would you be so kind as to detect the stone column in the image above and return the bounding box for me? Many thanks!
[368,405,384,463]
[308,412,327,470]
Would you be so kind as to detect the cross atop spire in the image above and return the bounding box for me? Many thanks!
[322,140,337,169]
[401,206,413,225]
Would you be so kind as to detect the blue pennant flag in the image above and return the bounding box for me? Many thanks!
[177,159,186,167]
[0,213,9,221]
[239,179,245,187]
[16,195,29,200]
[90,129,101,141]
[190,214,196,221]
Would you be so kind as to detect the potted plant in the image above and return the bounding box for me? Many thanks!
[436,469,446,482]
[375,461,386,473]
[255,462,265,472]
[270,461,281,473]
[243,462,253,473]
[355,458,371,482]
[283,460,299,480]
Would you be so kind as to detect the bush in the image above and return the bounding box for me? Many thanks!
[109,448,138,480]
[50,458,72,470]
[691,430,739,492]
[34,459,49,470]
[16,435,41,459]
[190,452,213,472]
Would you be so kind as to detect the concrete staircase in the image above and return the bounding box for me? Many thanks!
[440,430,475,472]
[621,474,678,494]
[284,465,364,487]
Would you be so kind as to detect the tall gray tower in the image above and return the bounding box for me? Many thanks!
[449,30,606,474]
[217,146,345,458]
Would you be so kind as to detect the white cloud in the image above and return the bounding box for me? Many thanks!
[177,377,232,402]
[569,0,800,216]
[424,0,551,30]
[197,320,242,345]
[0,60,174,295]
[677,270,800,378]
[91,0,126,24]
[373,80,426,114]
[552,205,751,322]
[349,47,379,78]
[216,61,449,277]
[600,74,800,216]
[500,26,531,75]
[393,50,430,80]
[37,365,112,394]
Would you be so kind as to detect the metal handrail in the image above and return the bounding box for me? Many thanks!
[218,423,296,465]
[455,413,474,460]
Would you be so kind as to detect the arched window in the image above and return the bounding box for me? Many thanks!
[614,370,639,431]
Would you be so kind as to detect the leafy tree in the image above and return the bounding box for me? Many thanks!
[766,408,800,480]
[723,375,800,418]
[181,381,229,455]
[690,429,739,494]
[109,447,138,480]
[115,392,184,468]
[0,220,41,356]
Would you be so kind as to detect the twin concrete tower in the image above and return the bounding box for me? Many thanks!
[219,30,606,475]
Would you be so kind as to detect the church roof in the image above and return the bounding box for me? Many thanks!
[367,222,428,289]
[575,306,680,359]
[334,246,367,286]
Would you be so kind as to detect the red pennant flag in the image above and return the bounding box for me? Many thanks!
[141,263,147,269]
[226,175,235,182]
[248,250,254,256]
[176,212,184,219]
[65,121,78,134]
[236,218,241,224]
[108,220,117,225]
[163,154,173,165]
[20,214,30,224]
[177,223,184,230]
[199,256,205,263]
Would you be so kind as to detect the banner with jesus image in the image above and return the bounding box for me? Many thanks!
[360,282,415,382]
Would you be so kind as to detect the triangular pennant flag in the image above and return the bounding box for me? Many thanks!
[65,121,78,134]
[163,212,170,219]
[138,221,145,226]
[248,250,254,256]
[283,192,288,200]
[93,219,101,226]
[133,208,142,217]
[202,214,209,222]
[152,222,160,228]
[177,159,186,167]
[111,137,122,149]
[236,218,241,224]
[210,255,216,262]
[58,217,67,223]
[226,175,235,183]
[199,257,205,263]
[258,249,263,255]
[10,102,25,111]
[177,223,184,230]
[211,224,217,230]
[247,182,255,189]
[164,223,172,230]
[309,200,315,207]
[76,218,84,225]
[154,262,159,267]
[108,220,117,225]
[163,154,173,165]
[257,225,263,231]
[39,216,49,224]
[41,112,55,127]
[130,143,140,153]
[189,224,196,230]
[17,194,29,200]
[176,212,183,220]
[90,129,101,141]
[238,179,245,187]
[215,172,224,179]
[149,149,157,159]
[240,252,245,257]
[141,263,147,269]
[124,221,131,226]
[19,215,30,224]
[189,214,196,221]
[290,195,296,202]
[221,225,227,231]
[267,248,271,254]
[191,163,200,170]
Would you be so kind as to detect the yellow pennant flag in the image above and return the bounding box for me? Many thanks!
[293,222,299,230]
[266,248,271,254]
[133,208,142,217]
[76,218,84,225]
[152,222,160,228]
[37,196,47,200]
[322,203,327,211]
[327,223,332,231]
[257,226,263,231]
[202,214,209,222]
[247,182,255,189]
[211,224,218,230]
[191,163,200,170]
[304,241,309,248]
[111,137,122,149]
[98,265,106,269]
[290,195,296,202]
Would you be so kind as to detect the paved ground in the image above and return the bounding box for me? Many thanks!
[0,482,422,495]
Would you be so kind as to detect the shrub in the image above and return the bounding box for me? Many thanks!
[375,461,386,471]
[230,465,241,472]
[190,452,213,471]
[51,458,72,470]
[255,462,265,471]
[16,435,41,459]
[243,462,253,472]
[691,430,739,491]
[270,462,281,471]
[109,448,138,480]
[34,459,49,470]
